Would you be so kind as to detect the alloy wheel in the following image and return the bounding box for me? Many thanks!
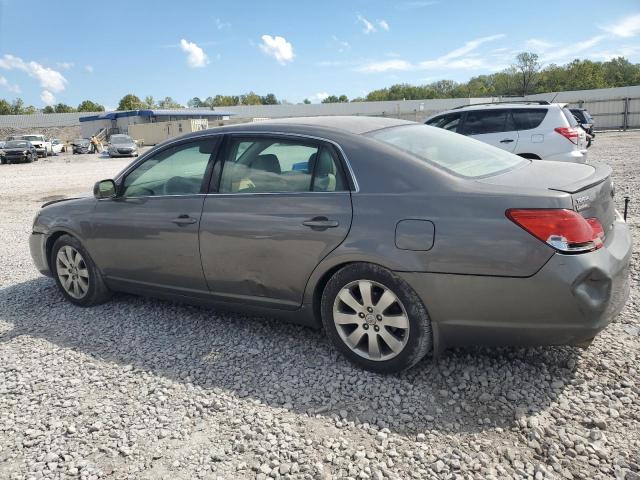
[332,280,410,361]
[56,246,90,299]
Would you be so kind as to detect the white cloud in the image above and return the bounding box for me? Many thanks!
[378,19,390,31]
[357,14,377,34]
[259,35,294,64]
[396,1,438,9]
[539,35,607,63]
[601,14,640,38]
[85,65,94,73]
[179,39,210,68]
[0,75,20,93]
[310,92,330,103]
[0,54,67,92]
[331,35,350,52]
[214,18,230,30]
[40,90,56,105]
[524,38,554,51]
[356,34,505,73]
[56,62,74,70]
[357,59,413,73]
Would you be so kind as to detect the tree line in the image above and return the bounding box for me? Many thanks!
[1,54,638,115]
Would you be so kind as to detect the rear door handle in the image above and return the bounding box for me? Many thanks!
[500,139,515,143]
[303,217,339,230]
[172,214,197,226]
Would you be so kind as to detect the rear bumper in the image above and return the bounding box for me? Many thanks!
[29,232,52,276]
[545,149,588,163]
[398,218,632,349]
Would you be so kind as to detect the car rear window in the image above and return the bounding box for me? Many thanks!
[367,124,528,179]
[511,109,547,130]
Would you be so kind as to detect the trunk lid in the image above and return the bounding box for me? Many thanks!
[479,161,616,235]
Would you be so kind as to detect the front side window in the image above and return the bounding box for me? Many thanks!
[218,137,347,193]
[463,109,513,135]
[368,124,528,179]
[122,139,217,197]
[426,113,462,132]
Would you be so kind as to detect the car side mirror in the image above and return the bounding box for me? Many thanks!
[94,179,117,199]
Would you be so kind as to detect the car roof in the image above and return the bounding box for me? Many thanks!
[232,116,415,135]
[448,102,566,112]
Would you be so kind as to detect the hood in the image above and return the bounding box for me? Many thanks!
[3,147,29,153]
[111,142,136,149]
[41,192,92,208]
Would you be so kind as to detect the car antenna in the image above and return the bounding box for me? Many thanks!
[549,92,559,103]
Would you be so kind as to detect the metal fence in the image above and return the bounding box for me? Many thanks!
[566,97,640,131]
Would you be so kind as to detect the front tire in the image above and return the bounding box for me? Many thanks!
[321,263,432,373]
[51,235,112,306]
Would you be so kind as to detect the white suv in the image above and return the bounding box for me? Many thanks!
[425,102,588,163]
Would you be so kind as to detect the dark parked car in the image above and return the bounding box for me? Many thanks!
[570,108,595,147]
[71,139,91,154]
[29,117,632,372]
[1,140,38,164]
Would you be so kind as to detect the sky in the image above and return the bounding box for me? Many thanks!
[0,0,639,110]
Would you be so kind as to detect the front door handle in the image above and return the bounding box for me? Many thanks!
[303,216,339,230]
[172,214,197,226]
[500,139,515,143]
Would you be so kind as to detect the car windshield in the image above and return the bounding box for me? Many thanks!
[21,135,42,141]
[6,140,28,148]
[367,124,528,178]
[111,136,132,144]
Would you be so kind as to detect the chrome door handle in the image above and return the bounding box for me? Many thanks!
[172,214,197,225]
[303,217,339,230]
[500,139,515,143]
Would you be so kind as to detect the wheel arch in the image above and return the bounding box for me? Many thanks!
[45,229,81,271]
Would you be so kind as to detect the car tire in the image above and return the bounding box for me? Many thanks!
[26,153,33,163]
[321,262,432,373]
[51,234,112,307]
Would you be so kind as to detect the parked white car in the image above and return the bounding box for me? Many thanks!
[425,101,588,163]
[20,134,52,157]
[50,139,66,154]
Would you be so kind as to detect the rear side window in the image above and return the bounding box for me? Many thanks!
[562,108,578,127]
[425,113,461,132]
[511,109,548,130]
[463,110,513,135]
[219,137,347,193]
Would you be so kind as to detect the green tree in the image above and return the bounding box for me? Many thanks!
[77,100,105,112]
[42,105,55,114]
[261,93,279,105]
[513,52,541,96]
[117,94,144,111]
[157,96,182,109]
[142,96,156,108]
[211,95,239,107]
[0,98,11,114]
[240,92,262,105]
[53,103,76,113]
[187,97,204,108]
[303,98,311,104]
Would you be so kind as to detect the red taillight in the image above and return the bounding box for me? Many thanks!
[554,126,580,145]
[506,209,604,253]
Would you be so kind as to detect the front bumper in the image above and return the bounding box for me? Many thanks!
[108,150,137,157]
[29,232,52,276]
[398,218,632,349]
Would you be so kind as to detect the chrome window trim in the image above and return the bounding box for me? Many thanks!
[115,130,360,194]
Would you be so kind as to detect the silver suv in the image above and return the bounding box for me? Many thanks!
[425,101,588,163]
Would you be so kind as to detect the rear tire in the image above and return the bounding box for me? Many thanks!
[51,234,112,307]
[321,263,432,373]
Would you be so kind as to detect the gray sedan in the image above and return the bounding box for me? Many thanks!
[107,134,138,157]
[29,117,632,372]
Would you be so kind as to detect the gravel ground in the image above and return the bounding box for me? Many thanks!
[0,135,638,480]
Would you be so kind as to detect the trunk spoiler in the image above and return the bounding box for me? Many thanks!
[548,164,611,194]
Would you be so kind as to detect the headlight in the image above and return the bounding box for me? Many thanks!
[23,150,28,154]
